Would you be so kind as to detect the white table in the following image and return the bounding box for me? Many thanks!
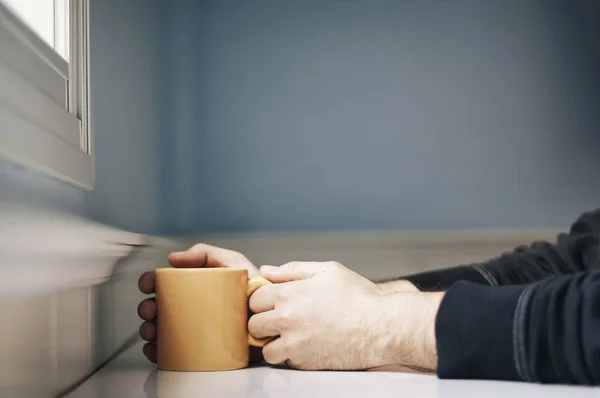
[66,341,600,398]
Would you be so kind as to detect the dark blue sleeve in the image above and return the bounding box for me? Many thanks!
[436,270,600,384]
[403,209,600,291]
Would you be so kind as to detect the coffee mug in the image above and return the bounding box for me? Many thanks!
[155,267,273,371]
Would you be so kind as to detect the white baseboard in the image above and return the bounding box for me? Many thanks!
[0,202,189,396]
[193,229,562,281]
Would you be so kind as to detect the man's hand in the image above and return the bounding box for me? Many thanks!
[248,261,443,371]
[137,243,259,363]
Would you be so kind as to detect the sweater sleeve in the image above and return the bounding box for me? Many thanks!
[435,270,600,384]
[402,209,600,291]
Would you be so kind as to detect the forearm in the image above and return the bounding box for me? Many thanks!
[373,291,444,372]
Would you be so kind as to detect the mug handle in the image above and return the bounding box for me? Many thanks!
[247,276,275,347]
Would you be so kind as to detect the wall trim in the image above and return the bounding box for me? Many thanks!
[193,228,563,281]
[195,228,562,249]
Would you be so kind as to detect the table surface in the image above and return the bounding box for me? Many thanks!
[66,341,600,398]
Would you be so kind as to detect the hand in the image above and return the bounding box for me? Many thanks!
[249,261,442,371]
[248,261,385,370]
[137,243,259,363]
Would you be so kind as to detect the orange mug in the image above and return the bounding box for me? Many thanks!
[155,268,272,371]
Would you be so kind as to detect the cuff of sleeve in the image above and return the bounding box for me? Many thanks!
[404,266,490,292]
[435,281,526,381]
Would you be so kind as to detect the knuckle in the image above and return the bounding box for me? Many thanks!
[248,287,262,309]
[250,284,275,312]
[292,360,312,371]
[286,359,300,369]
[326,261,343,269]
[190,243,208,251]
[233,252,246,263]
[248,295,260,313]
[275,311,295,330]
[262,345,278,364]
[284,261,300,272]
[283,337,299,353]
[247,315,260,335]
[275,286,290,301]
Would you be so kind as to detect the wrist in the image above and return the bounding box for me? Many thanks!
[371,292,443,371]
[377,279,419,294]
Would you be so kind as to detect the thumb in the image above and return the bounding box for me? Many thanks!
[260,262,321,283]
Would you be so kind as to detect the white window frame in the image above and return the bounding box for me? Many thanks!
[0,0,93,189]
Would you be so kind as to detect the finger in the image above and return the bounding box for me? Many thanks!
[138,271,155,294]
[168,250,213,268]
[262,338,288,365]
[143,342,157,363]
[248,311,280,339]
[137,298,156,321]
[249,283,277,313]
[168,243,237,269]
[169,244,261,276]
[260,262,320,283]
[139,321,157,342]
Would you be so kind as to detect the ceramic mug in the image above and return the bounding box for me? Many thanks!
[155,267,273,371]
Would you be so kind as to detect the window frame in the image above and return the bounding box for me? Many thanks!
[0,0,93,190]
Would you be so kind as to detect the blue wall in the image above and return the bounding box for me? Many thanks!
[160,0,600,234]
[0,0,164,234]
[3,1,599,236]
[86,0,163,233]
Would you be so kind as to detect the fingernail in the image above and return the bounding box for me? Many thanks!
[260,265,278,273]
